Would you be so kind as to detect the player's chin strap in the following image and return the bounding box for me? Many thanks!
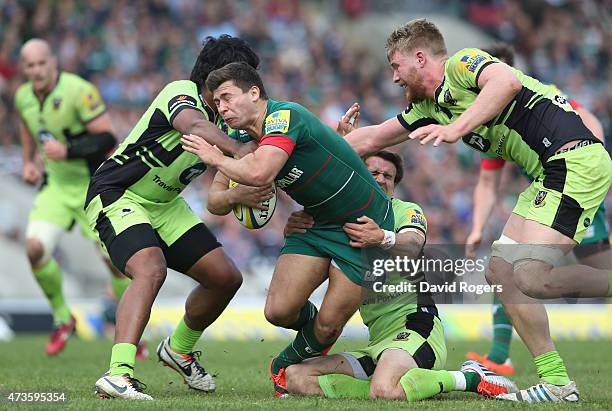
[491,234,563,267]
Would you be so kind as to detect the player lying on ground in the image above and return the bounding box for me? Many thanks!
[464,43,612,376]
[85,36,259,400]
[343,18,612,402]
[281,150,517,401]
[184,62,395,398]
[15,39,136,356]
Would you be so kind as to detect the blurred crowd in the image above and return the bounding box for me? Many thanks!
[0,0,609,271]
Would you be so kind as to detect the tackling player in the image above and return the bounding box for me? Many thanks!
[86,36,259,400]
[343,19,611,402]
[281,150,517,401]
[465,43,611,375]
[183,62,395,398]
[15,39,132,356]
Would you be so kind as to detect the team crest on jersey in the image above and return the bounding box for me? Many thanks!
[179,163,207,185]
[554,95,568,105]
[407,209,427,232]
[583,217,591,228]
[462,133,491,152]
[52,97,61,110]
[265,110,290,134]
[443,89,456,105]
[394,332,410,341]
[534,190,547,207]
[461,53,487,73]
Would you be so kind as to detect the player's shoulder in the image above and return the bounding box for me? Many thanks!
[446,48,496,75]
[161,79,198,94]
[392,197,424,214]
[59,71,96,90]
[14,82,32,105]
[264,99,309,135]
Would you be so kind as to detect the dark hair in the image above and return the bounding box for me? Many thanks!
[483,43,515,66]
[206,61,268,99]
[190,35,260,90]
[366,150,404,184]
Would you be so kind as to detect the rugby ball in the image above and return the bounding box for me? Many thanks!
[228,179,277,229]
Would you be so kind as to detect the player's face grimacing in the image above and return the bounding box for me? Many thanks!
[389,50,427,103]
[365,156,396,197]
[212,80,260,129]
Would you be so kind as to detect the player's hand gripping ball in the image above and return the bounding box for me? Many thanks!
[229,180,277,229]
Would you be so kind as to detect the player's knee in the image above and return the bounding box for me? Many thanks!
[264,303,295,327]
[314,315,343,342]
[208,265,243,291]
[26,238,45,267]
[126,259,167,289]
[369,383,405,400]
[284,365,304,393]
[513,261,554,298]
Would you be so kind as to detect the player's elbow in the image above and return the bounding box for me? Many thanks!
[506,74,522,96]
[250,170,274,187]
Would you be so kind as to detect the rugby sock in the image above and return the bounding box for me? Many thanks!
[170,318,203,354]
[535,351,570,386]
[110,276,130,301]
[607,271,612,297]
[109,343,137,377]
[399,368,455,401]
[287,300,318,331]
[272,318,333,374]
[33,258,70,325]
[318,374,370,399]
[488,296,513,364]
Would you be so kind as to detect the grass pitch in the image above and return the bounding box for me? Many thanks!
[0,336,610,410]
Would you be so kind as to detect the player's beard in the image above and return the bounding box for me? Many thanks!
[403,67,428,103]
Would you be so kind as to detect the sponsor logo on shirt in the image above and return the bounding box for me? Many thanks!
[153,174,182,193]
[179,163,207,185]
[461,53,487,73]
[554,95,568,105]
[168,94,197,113]
[265,110,290,134]
[462,133,491,152]
[276,166,303,189]
[52,97,61,110]
[407,209,427,231]
[83,90,102,112]
[393,331,410,341]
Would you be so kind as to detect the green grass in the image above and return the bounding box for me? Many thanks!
[0,336,610,409]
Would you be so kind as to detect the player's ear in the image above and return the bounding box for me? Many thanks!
[415,51,425,68]
[249,86,260,102]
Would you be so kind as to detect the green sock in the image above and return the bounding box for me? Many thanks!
[287,300,318,331]
[170,318,203,354]
[534,351,570,385]
[463,371,481,392]
[110,276,130,301]
[272,318,333,373]
[318,374,370,398]
[399,368,455,401]
[607,271,612,297]
[488,296,513,364]
[33,258,70,325]
[109,343,137,376]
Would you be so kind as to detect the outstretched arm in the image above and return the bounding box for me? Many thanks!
[344,117,411,156]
